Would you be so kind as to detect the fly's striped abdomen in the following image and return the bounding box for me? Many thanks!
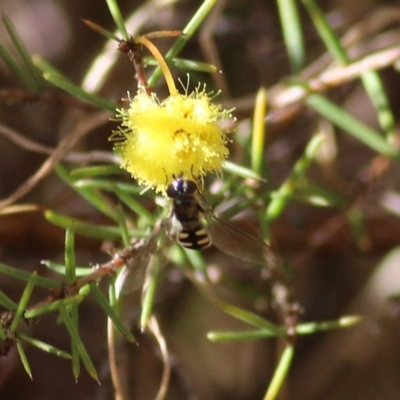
[178,222,211,249]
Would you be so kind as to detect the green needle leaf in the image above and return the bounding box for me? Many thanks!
[16,340,33,379]
[277,0,305,73]
[65,228,76,284]
[60,307,99,382]
[105,0,129,39]
[0,262,58,287]
[19,333,72,359]
[2,14,45,90]
[24,294,85,320]
[263,345,295,400]
[0,289,17,310]
[307,94,400,160]
[90,283,135,342]
[10,271,37,333]
[43,72,117,112]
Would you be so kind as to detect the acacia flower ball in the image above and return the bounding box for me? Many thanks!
[114,87,233,194]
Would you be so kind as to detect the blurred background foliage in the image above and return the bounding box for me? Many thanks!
[1,0,400,399]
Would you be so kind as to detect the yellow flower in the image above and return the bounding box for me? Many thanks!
[114,86,232,194]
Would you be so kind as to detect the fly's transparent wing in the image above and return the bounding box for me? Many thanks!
[117,221,172,295]
[203,211,278,269]
[116,234,158,295]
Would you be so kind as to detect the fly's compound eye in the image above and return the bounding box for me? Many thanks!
[166,183,178,198]
[181,180,197,195]
[167,179,198,198]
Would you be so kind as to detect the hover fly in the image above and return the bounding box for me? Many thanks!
[166,179,211,250]
[118,178,278,294]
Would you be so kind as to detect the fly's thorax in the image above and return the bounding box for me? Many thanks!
[172,195,201,223]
